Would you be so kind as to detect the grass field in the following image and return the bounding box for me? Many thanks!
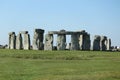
[0,49,120,80]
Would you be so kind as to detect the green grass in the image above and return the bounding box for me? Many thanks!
[0,49,120,80]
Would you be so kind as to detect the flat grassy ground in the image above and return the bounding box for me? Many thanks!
[0,49,120,80]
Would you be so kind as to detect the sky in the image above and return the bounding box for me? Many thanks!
[0,0,120,46]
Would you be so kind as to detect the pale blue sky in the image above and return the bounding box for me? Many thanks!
[0,0,120,46]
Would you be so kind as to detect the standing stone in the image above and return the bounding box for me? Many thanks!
[79,33,91,50]
[84,34,91,50]
[100,36,107,51]
[93,35,101,51]
[16,33,22,50]
[19,31,31,50]
[79,34,83,50]
[106,38,111,51]
[70,33,79,50]
[44,34,53,50]
[8,32,16,49]
[57,34,66,50]
[24,32,30,50]
[33,29,44,50]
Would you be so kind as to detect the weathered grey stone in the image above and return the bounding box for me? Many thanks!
[79,33,91,50]
[79,34,83,50]
[48,31,71,35]
[84,34,91,50]
[56,30,66,50]
[93,35,110,51]
[44,34,53,50]
[47,30,89,50]
[8,32,16,49]
[106,38,111,51]
[57,34,66,50]
[100,36,107,51]
[93,35,101,51]
[23,33,30,50]
[48,30,86,35]
[16,33,22,50]
[19,31,28,34]
[33,29,44,50]
[70,33,79,50]
[17,31,31,50]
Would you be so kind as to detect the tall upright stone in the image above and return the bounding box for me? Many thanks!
[16,33,22,50]
[8,32,16,49]
[57,34,66,50]
[84,34,91,50]
[106,38,111,51]
[100,36,107,51]
[56,30,66,50]
[19,31,31,50]
[79,33,91,50]
[33,29,44,50]
[23,32,30,50]
[93,35,101,51]
[70,33,79,50]
[79,34,83,50]
[44,34,53,50]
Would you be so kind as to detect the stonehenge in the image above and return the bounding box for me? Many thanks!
[44,34,53,50]
[16,33,22,49]
[79,33,91,50]
[8,28,111,51]
[9,31,31,50]
[100,36,107,51]
[106,39,111,51]
[47,30,91,50]
[56,30,66,50]
[70,33,79,50]
[20,31,31,50]
[93,35,111,51]
[32,29,44,50]
[93,35,101,51]
[8,32,16,49]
